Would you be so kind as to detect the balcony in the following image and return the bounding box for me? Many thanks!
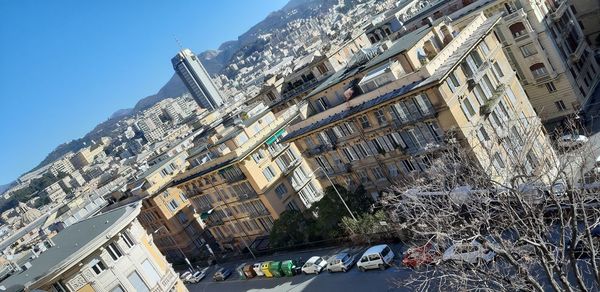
[570,41,586,62]
[282,158,302,176]
[480,84,506,115]
[292,174,312,191]
[551,1,568,21]
[466,62,490,89]
[268,143,289,158]
[331,163,352,176]
[306,144,336,157]
[513,30,534,43]
[237,192,258,202]
[503,8,527,23]
[151,269,178,292]
[225,173,246,184]
[206,217,224,227]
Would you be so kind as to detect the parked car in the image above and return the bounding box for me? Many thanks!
[252,262,265,277]
[301,256,328,274]
[558,134,588,148]
[326,252,356,273]
[402,243,441,268]
[357,244,395,272]
[281,259,302,276]
[213,267,232,281]
[188,268,208,283]
[179,271,193,283]
[442,240,496,265]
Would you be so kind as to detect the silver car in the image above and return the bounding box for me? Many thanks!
[326,252,356,273]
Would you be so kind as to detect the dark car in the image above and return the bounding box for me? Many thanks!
[213,267,232,281]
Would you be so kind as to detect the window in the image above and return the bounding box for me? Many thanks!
[122,232,135,248]
[374,109,387,125]
[342,147,358,161]
[493,153,505,169]
[90,258,106,275]
[478,127,490,142]
[106,242,123,261]
[479,41,490,55]
[275,184,288,199]
[127,271,150,292]
[401,160,417,172]
[555,100,567,111]
[368,254,381,261]
[316,63,329,75]
[358,115,371,129]
[287,200,300,211]
[372,167,385,180]
[519,43,537,57]
[492,62,504,78]
[461,97,476,119]
[530,63,548,78]
[316,97,329,111]
[381,246,391,257]
[545,82,557,92]
[141,260,161,288]
[110,285,125,292]
[509,22,527,38]
[177,212,188,224]
[51,282,67,292]
[252,150,264,163]
[262,166,276,182]
[358,170,369,183]
[446,71,460,92]
[167,199,179,212]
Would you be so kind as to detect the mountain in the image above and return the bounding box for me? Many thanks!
[0,182,15,196]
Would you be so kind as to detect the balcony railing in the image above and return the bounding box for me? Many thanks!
[390,110,437,130]
[306,144,335,157]
[292,174,312,191]
[237,192,258,202]
[551,1,568,21]
[281,77,321,100]
[570,41,586,62]
[466,61,490,89]
[480,84,506,115]
[282,158,302,176]
[268,143,289,158]
[225,173,247,184]
[503,8,526,22]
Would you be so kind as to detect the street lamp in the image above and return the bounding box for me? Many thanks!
[307,166,357,221]
[153,226,195,272]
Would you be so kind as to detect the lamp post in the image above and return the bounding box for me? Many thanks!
[307,166,357,221]
[153,226,195,272]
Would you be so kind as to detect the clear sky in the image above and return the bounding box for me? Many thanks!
[0,0,289,184]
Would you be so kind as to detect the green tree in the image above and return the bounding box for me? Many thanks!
[269,210,315,248]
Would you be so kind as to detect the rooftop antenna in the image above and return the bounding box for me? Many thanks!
[173,34,184,51]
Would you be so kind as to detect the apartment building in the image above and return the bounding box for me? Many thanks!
[127,152,217,263]
[172,103,322,250]
[447,0,599,124]
[282,13,557,200]
[0,203,187,292]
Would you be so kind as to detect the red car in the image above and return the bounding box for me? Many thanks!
[402,243,441,268]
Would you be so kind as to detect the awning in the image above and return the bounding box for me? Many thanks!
[265,128,285,145]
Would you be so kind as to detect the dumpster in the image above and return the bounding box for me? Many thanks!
[236,263,247,280]
[253,262,264,276]
[243,264,256,279]
[270,261,283,277]
[281,260,298,276]
[261,261,273,277]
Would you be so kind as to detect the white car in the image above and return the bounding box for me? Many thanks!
[558,134,588,148]
[252,262,264,277]
[442,240,495,265]
[189,268,208,283]
[301,256,328,274]
[179,271,193,283]
[356,244,395,271]
[327,252,356,273]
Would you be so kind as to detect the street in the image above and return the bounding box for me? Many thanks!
[185,244,414,292]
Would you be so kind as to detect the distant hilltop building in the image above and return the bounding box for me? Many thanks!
[171,49,224,111]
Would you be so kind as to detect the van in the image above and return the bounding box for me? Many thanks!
[356,244,395,271]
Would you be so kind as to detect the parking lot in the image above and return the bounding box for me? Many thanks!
[184,243,415,291]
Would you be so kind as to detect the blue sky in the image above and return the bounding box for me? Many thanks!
[0,0,288,184]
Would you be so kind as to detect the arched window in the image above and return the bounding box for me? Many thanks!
[423,40,437,60]
[530,63,548,78]
[509,22,527,38]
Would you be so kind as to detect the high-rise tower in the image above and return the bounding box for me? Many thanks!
[171,49,224,111]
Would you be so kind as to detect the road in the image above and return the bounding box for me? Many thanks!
[185,244,414,292]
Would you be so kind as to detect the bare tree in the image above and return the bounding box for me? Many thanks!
[380,119,600,292]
